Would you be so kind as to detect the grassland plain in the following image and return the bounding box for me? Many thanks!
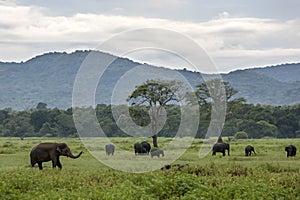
[0,137,299,199]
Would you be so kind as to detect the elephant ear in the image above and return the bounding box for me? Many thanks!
[56,146,62,153]
[56,143,67,153]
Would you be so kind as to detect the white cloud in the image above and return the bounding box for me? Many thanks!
[217,11,230,19]
[0,2,299,72]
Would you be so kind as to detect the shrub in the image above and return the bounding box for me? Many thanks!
[234,131,248,139]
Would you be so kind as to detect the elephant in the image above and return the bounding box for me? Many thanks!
[161,164,171,170]
[150,149,164,158]
[134,142,147,155]
[285,145,297,157]
[105,144,115,156]
[141,141,151,155]
[245,145,256,156]
[212,142,230,156]
[30,142,83,170]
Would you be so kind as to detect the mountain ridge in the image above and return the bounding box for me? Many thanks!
[0,50,299,110]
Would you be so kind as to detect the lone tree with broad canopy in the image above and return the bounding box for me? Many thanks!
[128,80,185,147]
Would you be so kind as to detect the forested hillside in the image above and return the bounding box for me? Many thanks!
[0,50,300,110]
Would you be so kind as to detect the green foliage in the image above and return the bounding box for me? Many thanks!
[195,79,238,105]
[128,80,184,106]
[235,131,248,139]
[1,103,300,138]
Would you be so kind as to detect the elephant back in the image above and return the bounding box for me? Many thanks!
[141,141,151,154]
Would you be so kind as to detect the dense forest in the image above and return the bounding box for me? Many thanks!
[0,101,299,139]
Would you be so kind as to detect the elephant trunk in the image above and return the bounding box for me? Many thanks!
[68,151,83,159]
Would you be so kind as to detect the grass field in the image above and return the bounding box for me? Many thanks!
[0,137,299,199]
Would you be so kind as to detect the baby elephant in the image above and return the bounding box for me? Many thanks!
[105,144,115,156]
[285,145,297,157]
[150,149,164,158]
[245,145,256,156]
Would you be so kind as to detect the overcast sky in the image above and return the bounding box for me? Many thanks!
[0,0,299,73]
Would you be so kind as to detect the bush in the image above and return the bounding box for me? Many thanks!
[234,131,248,139]
[43,133,53,137]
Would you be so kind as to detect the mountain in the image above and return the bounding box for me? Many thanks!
[222,69,300,105]
[0,50,299,110]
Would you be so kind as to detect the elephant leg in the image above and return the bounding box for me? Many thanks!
[212,151,216,156]
[51,156,59,168]
[222,151,225,156]
[37,162,43,170]
[31,160,36,167]
[57,159,62,169]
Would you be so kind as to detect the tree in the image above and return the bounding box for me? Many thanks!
[39,122,55,137]
[30,110,50,132]
[194,79,229,138]
[3,111,34,137]
[0,109,9,124]
[128,80,185,147]
[56,112,77,137]
[256,120,278,138]
[36,102,47,110]
[195,79,237,105]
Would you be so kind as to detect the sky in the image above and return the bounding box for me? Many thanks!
[0,0,299,73]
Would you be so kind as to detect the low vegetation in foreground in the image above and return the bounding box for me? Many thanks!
[0,137,299,199]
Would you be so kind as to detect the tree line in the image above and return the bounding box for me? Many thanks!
[0,79,299,139]
[0,102,299,139]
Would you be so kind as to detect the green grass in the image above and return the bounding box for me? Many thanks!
[0,137,299,199]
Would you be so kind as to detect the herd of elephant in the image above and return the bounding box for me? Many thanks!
[211,142,258,157]
[105,141,165,158]
[29,141,297,170]
[212,142,297,158]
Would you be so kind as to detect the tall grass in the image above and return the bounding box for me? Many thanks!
[0,137,299,199]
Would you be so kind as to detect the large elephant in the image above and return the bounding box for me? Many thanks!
[134,142,147,155]
[285,145,297,157]
[141,141,151,155]
[245,145,256,156]
[30,142,83,170]
[105,144,115,156]
[212,142,230,156]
